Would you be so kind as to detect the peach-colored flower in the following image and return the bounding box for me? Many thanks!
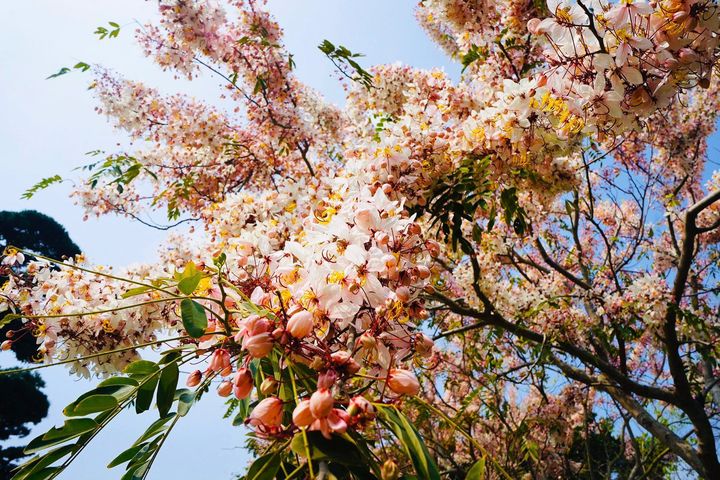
[292,399,314,427]
[232,368,253,399]
[243,332,274,358]
[248,397,284,427]
[186,370,202,387]
[310,389,334,418]
[286,309,314,338]
[387,369,420,396]
[217,380,233,397]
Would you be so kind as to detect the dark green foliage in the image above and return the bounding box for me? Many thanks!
[415,155,494,254]
[0,210,81,261]
[318,40,373,89]
[0,371,50,476]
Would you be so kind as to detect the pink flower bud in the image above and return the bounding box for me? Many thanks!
[287,310,314,339]
[243,333,274,358]
[407,222,421,235]
[249,317,272,336]
[309,389,334,419]
[527,18,542,35]
[317,370,338,390]
[186,370,202,387]
[220,365,233,377]
[347,396,374,417]
[416,265,431,280]
[233,368,253,399]
[425,240,440,257]
[209,348,231,372]
[395,286,411,303]
[330,351,361,374]
[249,397,284,427]
[387,369,420,396]
[354,209,375,230]
[217,380,233,397]
[292,399,314,427]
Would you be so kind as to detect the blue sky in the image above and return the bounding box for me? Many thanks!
[0,1,455,479]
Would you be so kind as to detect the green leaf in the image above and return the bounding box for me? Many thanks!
[24,419,97,455]
[176,389,194,417]
[121,285,153,298]
[378,407,441,480]
[466,457,486,480]
[135,373,159,414]
[22,175,63,199]
[157,362,179,418]
[19,467,62,480]
[289,431,367,466]
[133,414,176,446]
[70,394,118,416]
[124,360,159,375]
[107,443,146,468]
[178,272,202,295]
[73,61,91,72]
[180,299,208,338]
[245,451,281,480]
[41,419,98,442]
[13,444,77,480]
[46,68,71,80]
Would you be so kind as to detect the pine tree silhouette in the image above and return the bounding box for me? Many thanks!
[0,210,80,477]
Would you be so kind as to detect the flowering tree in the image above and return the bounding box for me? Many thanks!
[3,0,720,478]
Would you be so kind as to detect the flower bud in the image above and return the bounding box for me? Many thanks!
[416,265,431,280]
[381,460,400,480]
[526,18,541,35]
[310,389,334,419]
[387,369,420,396]
[354,209,375,230]
[217,380,233,397]
[243,333,274,358]
[209,348,231,372]
[425,240,440,257]
[292,399,314,427]
[220,365,233,377]
[317,369,338,390]
[233,368,254,399]
[260,376,278,395]
[330,351,361,374]
[287,310,314,339]
[347,396,374,417]
[395,286,411,303]
[249,397,283,427]
[186,370,202,387]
